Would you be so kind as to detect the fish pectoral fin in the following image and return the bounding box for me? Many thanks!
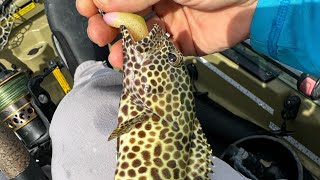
[108,113,147,141]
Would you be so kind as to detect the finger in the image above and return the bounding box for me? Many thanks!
[76,0,98,17]
[87,14,119,46]
[172,0,249,10]
[102,8,154,28]
[108,40,123,69]
[136,7,153,18]
[108,17,166,70]
[93,0,160,13]
[126,8,163,31]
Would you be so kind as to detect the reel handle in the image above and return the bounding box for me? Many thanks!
[0,124,47,180]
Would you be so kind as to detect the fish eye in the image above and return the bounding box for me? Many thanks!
[168,52,181,66]
[168,53,177,62]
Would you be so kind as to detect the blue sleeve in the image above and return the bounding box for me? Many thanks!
[250,0,320,77]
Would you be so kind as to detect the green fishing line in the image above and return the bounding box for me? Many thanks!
[0,73,29,113]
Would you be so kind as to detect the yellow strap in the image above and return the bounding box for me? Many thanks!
[13,1,36,19]
[52,67,71,94]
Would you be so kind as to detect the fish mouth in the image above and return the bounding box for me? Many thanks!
[120,23,165,68]
[120,24,164,47]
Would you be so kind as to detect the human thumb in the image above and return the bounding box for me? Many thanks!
[172,0,249,10]
[93,0,160,13]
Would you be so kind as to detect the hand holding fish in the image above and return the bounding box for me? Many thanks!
[76,0,257,69]
[76,0,257,179]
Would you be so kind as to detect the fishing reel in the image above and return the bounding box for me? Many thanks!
[0,61,62,180]
[0,62,56,148]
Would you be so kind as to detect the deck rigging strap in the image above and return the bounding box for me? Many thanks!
[0,0,16,50]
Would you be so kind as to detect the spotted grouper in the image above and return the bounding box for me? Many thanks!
[105,12,213,179]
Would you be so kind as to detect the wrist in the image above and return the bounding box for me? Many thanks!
[224,0,258,44]
[240,0,258,39]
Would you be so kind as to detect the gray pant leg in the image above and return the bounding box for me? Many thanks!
[50,61,122,180]
[0,172,6,180]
